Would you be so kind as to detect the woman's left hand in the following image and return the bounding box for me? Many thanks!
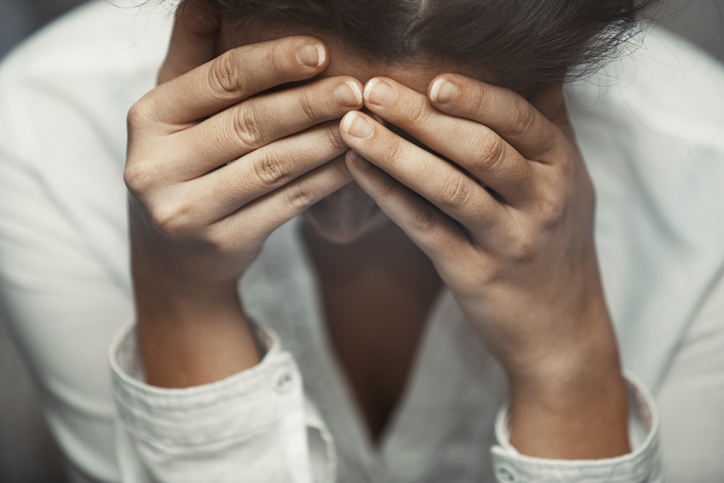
[339,74,631,459]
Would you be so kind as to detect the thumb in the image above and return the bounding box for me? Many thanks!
[157,0,220,86]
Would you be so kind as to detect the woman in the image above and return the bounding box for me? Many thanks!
[0,0,723,481]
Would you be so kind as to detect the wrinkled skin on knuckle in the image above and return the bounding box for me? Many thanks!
[286,182,316,212]
[321,123,347,153]
[232,104,263,148]
[472,85,495,117]
[382,134,406,169]
[267,41,290,77]
[439,172,472,211]
[508,98,535,137]
[410,204,439,235]
[209,52,241,97]
[473,134,506,173]
[406,99,429,127]
[297,88,320,124]
[253,150,287,186]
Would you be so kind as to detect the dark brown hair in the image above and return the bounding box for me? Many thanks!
[190,0,664,92]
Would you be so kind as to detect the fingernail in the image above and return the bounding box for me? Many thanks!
[364,78,395,106]
[430,79,459,103]
[348,150,370,169]
[342,112,374,138]
[297,43,325,68]
[334,81,363,107]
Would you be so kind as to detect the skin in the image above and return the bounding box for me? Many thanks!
[125,2,630,461]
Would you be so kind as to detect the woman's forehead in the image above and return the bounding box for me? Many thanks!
[219,22,448,95]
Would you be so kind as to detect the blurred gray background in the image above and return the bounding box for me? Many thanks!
[0,0,722,482]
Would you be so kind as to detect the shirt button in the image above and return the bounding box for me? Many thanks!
[274,369,294,394]
[496,464,517,482]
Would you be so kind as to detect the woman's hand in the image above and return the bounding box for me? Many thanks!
[339,75,631,459]
[125,6,363,387]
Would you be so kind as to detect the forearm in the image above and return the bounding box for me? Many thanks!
[133,266,261,389]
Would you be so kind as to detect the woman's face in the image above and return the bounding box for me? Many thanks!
[219,25,447,244]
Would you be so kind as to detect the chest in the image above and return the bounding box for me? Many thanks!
[320,266,442,444]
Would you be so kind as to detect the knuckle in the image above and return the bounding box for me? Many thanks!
[537,191,566,226]
[267,41,287,75]
[473,134,506,172]
[287,182,316,212]
[297,89,320,123]
[410,206,439,234]
[473,86,495,115]
[406,99,429,126]
[471,262,502,287]
[383,135,405,167]
[439,172,471,210]
[508,98,535,137]
[376,171,399,198]
[508,228,537,262]
[150,200,192,238]
[202,228,236,256]
[123,162,153,194]
[232,104,263,148]
[126,98,153,129]
[253,151,287,186]
[209,52,240,96]
[321,123,347,152]
[514,236,537,262]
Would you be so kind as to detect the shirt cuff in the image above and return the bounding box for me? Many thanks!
[108,318,304,447]
[490,370,664,483]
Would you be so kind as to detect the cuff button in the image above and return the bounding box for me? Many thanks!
[274,369,294,394]
[496,465,517,482]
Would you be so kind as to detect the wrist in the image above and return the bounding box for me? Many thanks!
[132,264,261,388]
[503,297,632,459]
[506,332,631,459]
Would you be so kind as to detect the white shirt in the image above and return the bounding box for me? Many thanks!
[0,1,723,482]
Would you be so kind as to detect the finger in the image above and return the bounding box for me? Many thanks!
[158,0,220,86]
[138,36,328,126]
[173,76,362,178]
[340,111,502,234]
[345,150,474,267]
[211,158,352,247]
[363,77,533,206]
[190,121,349,221]
[427,74,562,161]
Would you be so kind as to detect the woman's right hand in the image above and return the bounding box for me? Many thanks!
[124,6,363,387]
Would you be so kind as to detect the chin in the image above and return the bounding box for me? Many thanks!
[303,182,389,245]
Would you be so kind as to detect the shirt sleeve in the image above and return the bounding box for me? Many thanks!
[490,371,663,483]
[656,271,724,482]
[0,52,335,483]
[109,319,336,483]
